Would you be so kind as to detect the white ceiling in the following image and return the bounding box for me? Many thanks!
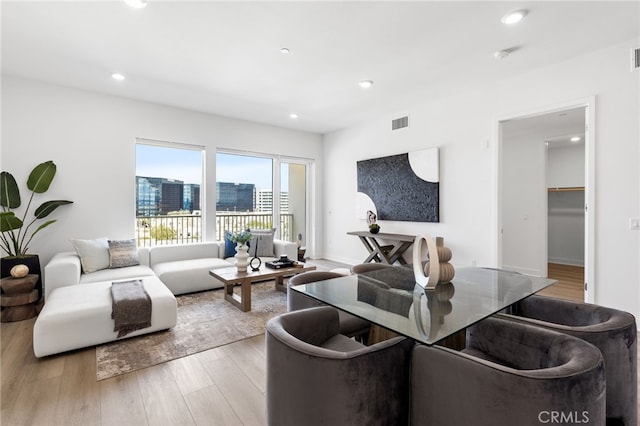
[2,1,638,134]
[501,106,585,147]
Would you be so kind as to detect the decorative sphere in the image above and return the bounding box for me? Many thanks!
[10,264,29,278]
[438,263,456,283]
[436,246,452,262]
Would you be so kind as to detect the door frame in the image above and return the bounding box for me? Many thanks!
[215,148,315,253]
[494,96,595,303]
[277,155,315,257]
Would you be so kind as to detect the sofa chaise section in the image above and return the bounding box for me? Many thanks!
[34,275,177,357]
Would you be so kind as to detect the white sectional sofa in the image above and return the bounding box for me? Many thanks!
[35,239,297,357]
[44,240,297,298]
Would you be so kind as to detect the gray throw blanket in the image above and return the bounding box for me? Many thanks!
[111,279,152,338]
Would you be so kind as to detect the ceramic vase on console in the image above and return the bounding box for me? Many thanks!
[234,243,250,272]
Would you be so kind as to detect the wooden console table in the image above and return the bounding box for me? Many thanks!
[347,231,415,265]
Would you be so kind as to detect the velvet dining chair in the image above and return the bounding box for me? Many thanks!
[410,315,606,426]
[287,271,371,341]
[350,262,395,274]
[500,295,637,426]
[266,306,414,426]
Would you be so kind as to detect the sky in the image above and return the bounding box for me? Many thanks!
[135,144,284,190]
[136,144,202,184]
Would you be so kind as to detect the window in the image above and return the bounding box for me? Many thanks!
[135,140,204,246]
[216,151,309,246]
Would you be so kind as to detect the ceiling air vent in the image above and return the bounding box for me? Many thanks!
[632,47,640,71]
[392,116,409,130]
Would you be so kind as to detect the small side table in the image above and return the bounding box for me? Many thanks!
[297,246,306,262]
[1,274,39,322]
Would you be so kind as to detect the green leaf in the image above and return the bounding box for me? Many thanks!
[0,172,21,208]
[34,200,74,218]
[0,212,23,232]
[30,219,57,236]
[27,161,57,193]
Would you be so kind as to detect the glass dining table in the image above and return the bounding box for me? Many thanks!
[290,266,556,346]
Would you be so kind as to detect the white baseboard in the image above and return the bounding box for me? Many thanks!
[501,264,543,277]
[548,257,585,267]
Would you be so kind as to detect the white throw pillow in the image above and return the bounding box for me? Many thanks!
[70,237,110,273]
[108,239,140,268]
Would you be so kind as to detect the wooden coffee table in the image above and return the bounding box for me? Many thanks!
[209,263,316,312]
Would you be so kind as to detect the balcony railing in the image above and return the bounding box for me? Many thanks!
[136,213,293,247]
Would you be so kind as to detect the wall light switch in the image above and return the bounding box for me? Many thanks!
[630,218,640,230]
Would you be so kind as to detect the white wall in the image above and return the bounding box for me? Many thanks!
[501,133,546,276]
[547,144,585,188]
[323,39,640,320]
[1,76,324,267]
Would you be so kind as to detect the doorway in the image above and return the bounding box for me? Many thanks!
[545,127,586,301]
[215,150,313,252]
[497,99,594,303]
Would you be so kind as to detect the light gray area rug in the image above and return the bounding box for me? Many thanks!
[96,281,286,380]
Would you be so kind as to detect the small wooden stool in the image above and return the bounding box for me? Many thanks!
[1,274,39,322]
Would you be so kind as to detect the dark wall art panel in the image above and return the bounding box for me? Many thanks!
[357,149,439,222]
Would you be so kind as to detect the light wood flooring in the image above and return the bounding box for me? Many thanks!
[2,314,269,426]
[537,262,584,302]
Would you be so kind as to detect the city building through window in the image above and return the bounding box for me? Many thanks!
[135,140,203,246]
[134,142,310,248]
[216,151,309,246]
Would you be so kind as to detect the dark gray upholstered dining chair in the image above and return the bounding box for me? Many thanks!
[350,262,394,274]
[410,316,606,426]
[287,271,370,340]
[500,295,637,426]
[266,306,414,426]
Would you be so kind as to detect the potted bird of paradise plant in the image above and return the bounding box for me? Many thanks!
[0,161,73,301]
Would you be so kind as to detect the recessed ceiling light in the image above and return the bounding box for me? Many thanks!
[111,73,125,81]
[359,80,374,89]
[280,47,290,54]
[570,136,581,142]
[290,113,298,119]
[501,9,527,25]
[123,0,147,8]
